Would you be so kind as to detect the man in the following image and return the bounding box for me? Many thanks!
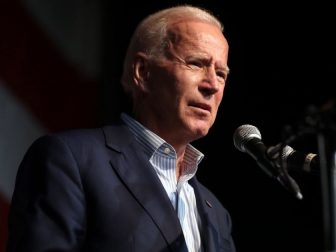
[7,5,235,252]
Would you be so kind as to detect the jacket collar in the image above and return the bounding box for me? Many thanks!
[102,121,188,251]
[102,120,225,252]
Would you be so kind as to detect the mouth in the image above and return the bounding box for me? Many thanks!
[189,102,212,113]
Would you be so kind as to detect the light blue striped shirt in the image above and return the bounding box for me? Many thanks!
[121,113,204,252]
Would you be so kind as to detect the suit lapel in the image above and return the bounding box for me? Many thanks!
[190,178,219,252]
[102,123,187,251]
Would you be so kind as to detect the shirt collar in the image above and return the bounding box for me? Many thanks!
[120,113,204,165]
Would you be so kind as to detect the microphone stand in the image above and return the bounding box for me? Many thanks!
[287,104,336,251]
[316,124,336,252]
[305,104,336,252]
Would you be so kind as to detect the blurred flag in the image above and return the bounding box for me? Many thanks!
[0,0,103,250]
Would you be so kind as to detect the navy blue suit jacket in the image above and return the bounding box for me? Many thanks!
[7,120,236,252]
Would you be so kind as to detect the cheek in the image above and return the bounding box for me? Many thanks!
[177,75,200,98]
[215,90,224,106]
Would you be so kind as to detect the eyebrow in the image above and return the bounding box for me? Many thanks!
[169,51,230,74]
[186,54,228,65]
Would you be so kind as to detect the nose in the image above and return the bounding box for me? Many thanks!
[199,67,220,96]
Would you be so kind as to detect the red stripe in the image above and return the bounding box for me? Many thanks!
[0,0,100,131]
[0,1,102,251]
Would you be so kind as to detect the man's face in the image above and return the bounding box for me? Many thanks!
[140,20,229,145]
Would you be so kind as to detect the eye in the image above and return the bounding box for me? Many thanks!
[216,70,228,82]
[187,59,203,68]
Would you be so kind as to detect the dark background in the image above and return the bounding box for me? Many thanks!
[2,1,335,251]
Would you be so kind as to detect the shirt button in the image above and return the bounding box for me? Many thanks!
[164,147,170,154]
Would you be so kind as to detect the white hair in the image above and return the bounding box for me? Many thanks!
[121,5,224,96]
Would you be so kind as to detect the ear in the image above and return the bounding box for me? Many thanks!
[133,52,150,92]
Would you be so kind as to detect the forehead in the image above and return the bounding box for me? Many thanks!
[167,20,229,60]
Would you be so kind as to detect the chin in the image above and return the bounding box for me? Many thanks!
[190,124,211,139]
[198,128,210,137]
[182,117,213,139]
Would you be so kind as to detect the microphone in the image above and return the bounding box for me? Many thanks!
[267,144,319,174]
[233,124,303,200]
[233,124,278,178]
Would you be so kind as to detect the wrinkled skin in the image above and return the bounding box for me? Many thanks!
[133,20,229,156]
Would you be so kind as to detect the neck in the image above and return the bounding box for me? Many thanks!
[176,151,185,180]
